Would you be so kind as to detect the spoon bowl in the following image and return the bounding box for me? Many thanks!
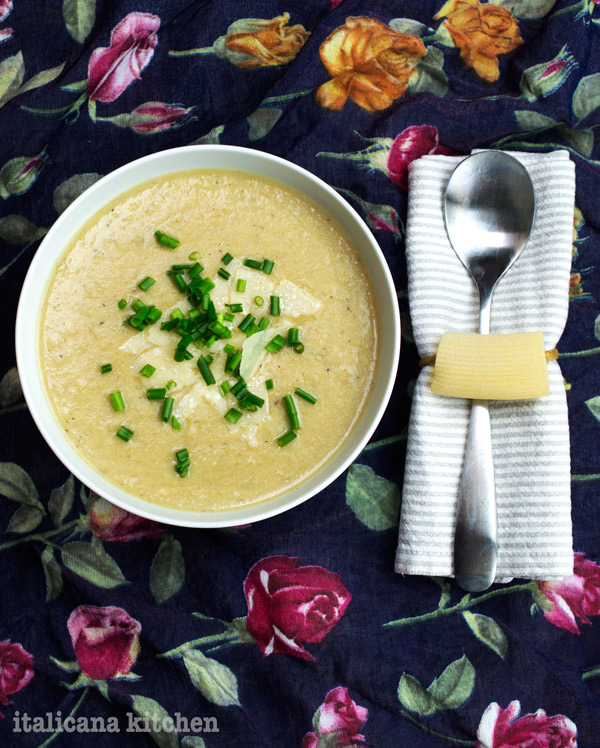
[444,151,535,591]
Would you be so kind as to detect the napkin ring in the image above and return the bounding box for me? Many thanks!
[420,331,558,400]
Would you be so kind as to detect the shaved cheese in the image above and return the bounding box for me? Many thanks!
[275,279,320,316]
[133,346,199,386]
[431,331,549,400]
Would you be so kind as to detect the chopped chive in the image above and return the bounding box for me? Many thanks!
[166,380,177,390]
[224,312,235,322]
[239,400,258,412]
[170,308,185,320]
[258,317,270,331]
[132,299,146,313]
[283,394,300,430]
[238,314,256,332]
[203,354,214,365]
[254,296,264,306]
[265,334,286,353]
[246,323,260,337]
[277,430,297,447]
[236,279,246,293]
[265,379,274,390]
[110,391,126,412]
[116,426,134,442]
[226,349,243,374]
[174,448,190,477]
[293,342,305,354]
[118,298,127,310]
[224,343,236,355]
[147,388,166,400]
[218,268,231,281]
[201,293,210,311]
[205,334,217,348]
[176,448,189,462]
[270,295,280,316]
[161,397,174,422]
[243,258,263,270]
[138,276,156,291]
[243,391,265,408]
[139,364,156,378]
[261,259,274,275]
[171,415,182,430]
[222,252,233,265]
[161,319,178,331]
[208,321,232,338]
[188,309,201,319]
[228,303,243,313]
[197,356,216,385]
[155,230,180,248]
[225,408,242,424]
[170,264,192,271]
[172,273,187,292]
[146,307,162,324]
[230,379,247,397]
[188,262,203,279]
[188,251,200,261]
[100,363,112,374]
[287,328,299,345]
[216,312,224,323]
[295,387,317,404]
[219,381,231,397]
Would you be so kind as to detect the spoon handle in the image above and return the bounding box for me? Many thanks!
[454,400,498,591]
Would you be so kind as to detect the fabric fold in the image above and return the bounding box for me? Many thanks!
[395,150,575,582]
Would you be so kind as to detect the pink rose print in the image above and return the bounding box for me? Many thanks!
[0,641,34,718]
[244,555,351,661]
[128,102,192,133]
[67,605,141,680]
[89,495,166,542]
[476,700,577,748]
[87,12,160,103]
[387,125,457,189]
[0,0,12,22]
[0,28,12,43]
[537,553,600,634]
[303,687,368,747]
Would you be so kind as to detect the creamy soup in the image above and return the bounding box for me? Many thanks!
[40,170,378,512]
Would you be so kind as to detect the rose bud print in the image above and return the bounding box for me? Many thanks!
[127,102,193,133]
[67,605,141,680]
[0,0,12,21]
[476,700,577,748]
[215,13,309,69]
[0,641,34,717]
[0,150,48,199]
[244,555,351,661]
[87,12,160,103]
[89,495,166,542]
[316,17,426,111]
[536,552,600,634]
[520,45,577,102]
[434,0,522,83]
[387,125,457,189]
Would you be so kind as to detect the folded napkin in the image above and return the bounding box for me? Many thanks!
[395,150,575,582]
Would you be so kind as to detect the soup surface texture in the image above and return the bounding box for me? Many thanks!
[41,170,378,512]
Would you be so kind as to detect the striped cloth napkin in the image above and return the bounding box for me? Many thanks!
[395,150,576,582]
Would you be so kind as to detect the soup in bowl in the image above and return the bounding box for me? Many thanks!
[16,146,399,527]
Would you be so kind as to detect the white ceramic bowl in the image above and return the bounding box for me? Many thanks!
[16,145,400,528]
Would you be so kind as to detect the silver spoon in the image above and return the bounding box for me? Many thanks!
[443,151,535,592]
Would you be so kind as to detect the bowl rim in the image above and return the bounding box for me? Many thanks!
[15,144,400,527]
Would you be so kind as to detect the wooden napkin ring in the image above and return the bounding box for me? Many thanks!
[420,331,557,400]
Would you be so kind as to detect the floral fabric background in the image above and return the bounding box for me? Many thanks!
[1,0,600,746]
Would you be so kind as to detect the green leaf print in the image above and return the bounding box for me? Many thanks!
[48,474,75,527]
[495,0,557,19]
[572,73,600,122]
[181,738,206,748]
[61,540,128,588]
[0,52,25,109]
[515,110,557,131]
[0,215,46,244]
[398,656,475,716]
[41,546,64,601]
[462,611,508,658]
[585,397,600,421]
[410,47,449,98]
[150,534,185,604]
[53,173,102,214]
[7,504,44,533]
[63,0,96,44]
[346,464,401,531]
[0,462,43,509]
[182,649,241,707]
[130,695,179,748]
[247,107,282,141]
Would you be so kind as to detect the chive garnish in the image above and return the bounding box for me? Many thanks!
[118,299,127,310]
[222,252,233,265]
[270,295,280,316]
[171,416,182,430]
[147,388,166,400]
[254,296,264,306]
[224,312,235,322]
[166,380,177,390]
[243,259,263,270]
[265,334,285,353]
[188,262,203,279]
[116,426,134,442]
[176,448,189,462]
[228,303,243,313]
[197,356,216,385]
[238,314,256,333]
[170,308,185,320]
[230,379,247,397]
[208,321,232,339]
[225,408,242,424]
[218,268,231,281]
[283,394,300,430]
[172,273,187,292]
[188,251,200,261]
[236,279,246,293]
[295,388,317,404]
[261,259,274,275]
[155,230,180,248]
[277,430,297,447]
[265,379,274,390]
[161,397,174,422]
[139,364,156,378]
[224,344,236,355]
[110,392,126,412]
[138,276,156,291]
[100,363,112,374]
[243,391,265,408]
[146,307,162,324]
[293,342,305,354]
[174,448,190,477]
[226,349,242,374]
[258,317,270,331]
[287,328,299,345]
[219,381,231,397]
